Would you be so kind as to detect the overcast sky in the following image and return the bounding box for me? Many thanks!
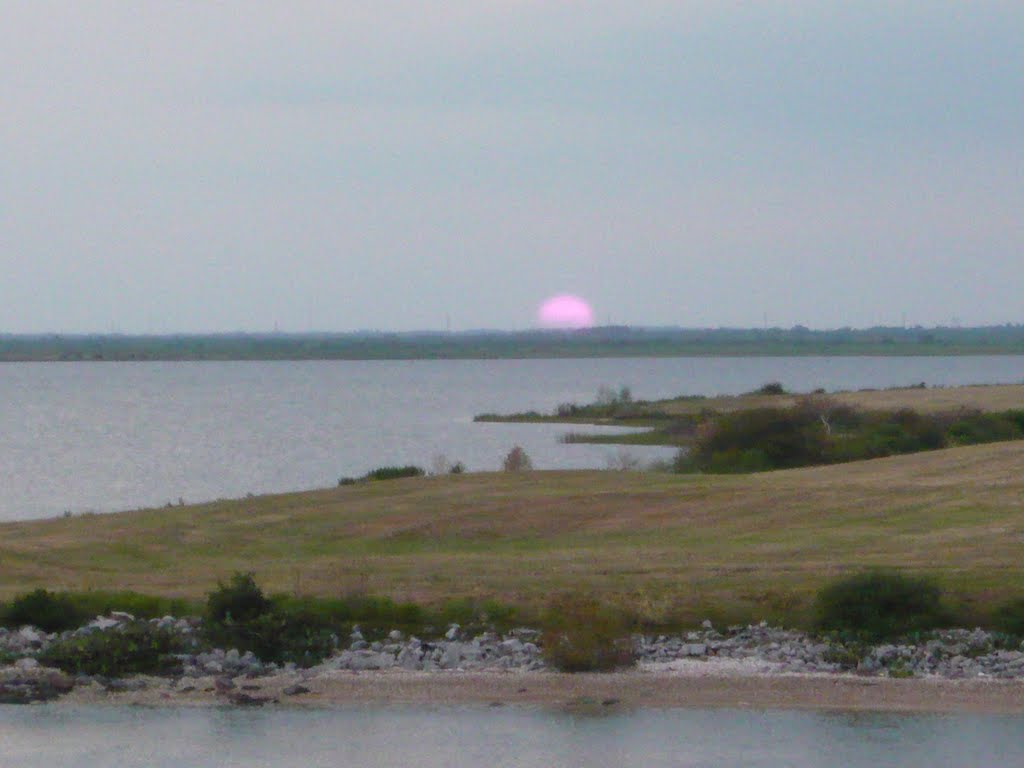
[2,2,1021,332]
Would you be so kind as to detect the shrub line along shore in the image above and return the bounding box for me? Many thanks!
[8,613,1024,713]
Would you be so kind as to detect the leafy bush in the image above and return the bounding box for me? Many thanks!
[992,598,1024,636]
[204,575,335,665]
[206,573,272,625]
[833,409,946,460]
[2,589,90,632]
[947,411,1024,446]
[814,571,948,641]
[502,446,533,472]
[541,596,635,672]
[206,607,337,667]
[690,408,829,472]
[682,403,1024,474]
[363,465,426,481]
[754,382,787,395]
[339,466,426,485]
[38,622,186,677]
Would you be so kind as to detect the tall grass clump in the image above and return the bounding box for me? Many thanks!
[540,595,635,672]
[814,570,949,641]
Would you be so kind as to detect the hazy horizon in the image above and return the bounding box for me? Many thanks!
[3,3,1022,333]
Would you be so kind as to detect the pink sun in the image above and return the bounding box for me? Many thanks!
[537,294,594,329]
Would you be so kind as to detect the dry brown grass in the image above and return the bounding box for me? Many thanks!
[4,436,1024,626]
[653,383,1024,417]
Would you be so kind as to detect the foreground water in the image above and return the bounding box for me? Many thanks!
[2,705,1023,767]
[2,356,1024,520]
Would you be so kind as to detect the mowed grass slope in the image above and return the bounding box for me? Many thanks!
[3,440,1024,626]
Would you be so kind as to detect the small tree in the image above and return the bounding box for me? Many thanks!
[502,446,533,472]
[206,572,271,625]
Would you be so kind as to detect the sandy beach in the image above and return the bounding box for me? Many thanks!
[53,666,1024,715]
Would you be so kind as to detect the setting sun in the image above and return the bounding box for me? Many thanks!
[537,294,594,329]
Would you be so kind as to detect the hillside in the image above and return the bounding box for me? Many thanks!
[4,441,1024,626]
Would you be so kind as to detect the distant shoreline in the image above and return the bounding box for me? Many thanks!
[3,326,1024,361]
[57,669,1024,715]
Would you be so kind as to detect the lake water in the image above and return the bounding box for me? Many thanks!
[2,704,1023,767]
[3,356,1024,521]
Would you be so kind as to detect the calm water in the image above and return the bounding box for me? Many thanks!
[2,356,1024,521]
[2,705,1023,767]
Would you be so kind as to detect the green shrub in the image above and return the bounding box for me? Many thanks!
[205,607,337,666]
[38,622,186,677]
[206,573,272,625]
[205,576,344,665]
[753,382,787,395]
[363,466,425,481]
[814,570,948,641]
[541,596,635,672]
[682,402,1023,475]
[947,412,1023,446]
[339,466,426,485]
[2,589,90,632]
[992,598,1024,636]
[691,408,829,472]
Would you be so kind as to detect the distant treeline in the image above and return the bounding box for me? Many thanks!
[3,325,1024,361]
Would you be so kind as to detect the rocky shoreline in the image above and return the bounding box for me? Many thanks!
[5,614,1024,707]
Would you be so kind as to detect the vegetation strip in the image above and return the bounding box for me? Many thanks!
[6,571,1024,706]
[478,383,1024,470]
[6,326,1024,361]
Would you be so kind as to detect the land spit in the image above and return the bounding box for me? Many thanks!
[6,614,1024,713]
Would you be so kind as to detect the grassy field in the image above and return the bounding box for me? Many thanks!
[4,439,1024,628]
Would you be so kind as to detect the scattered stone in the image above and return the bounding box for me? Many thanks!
[283,684,311,696]
[229,691,276,706]
[0,670,75,704]
[104,678,148,693]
